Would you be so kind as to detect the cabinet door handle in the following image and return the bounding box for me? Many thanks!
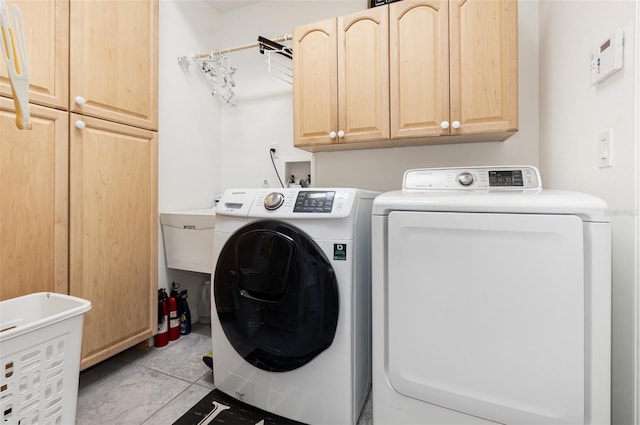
[75,96,86,106]
[337,130,345,138]
[75,120,86,130]
[452,121,461,129]
[440,121,449,129]
[329,131,337,139]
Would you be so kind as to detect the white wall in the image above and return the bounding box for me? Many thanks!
[158,0,222,321]
[637,3,640,419]
[538,1,637,424]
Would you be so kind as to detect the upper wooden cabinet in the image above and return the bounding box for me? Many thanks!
[293,18,338,149]
[70,0,158,130]
[0,98,69,300]
[0,0,69,110]
[69,113,158,370]
[293,0,518,151]
[389,0,449,139]
[449,0,518,137]
[293,7,391,151]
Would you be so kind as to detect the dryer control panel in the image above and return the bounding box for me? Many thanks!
[403,166,542,191]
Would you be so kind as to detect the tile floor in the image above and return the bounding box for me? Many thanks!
[76,323,215,424]
[76,323,373,425]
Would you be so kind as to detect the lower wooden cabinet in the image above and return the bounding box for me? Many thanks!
[69,114,158,370]
[0,98,69,300]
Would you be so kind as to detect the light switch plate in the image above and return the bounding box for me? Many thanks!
[598,129,613,168]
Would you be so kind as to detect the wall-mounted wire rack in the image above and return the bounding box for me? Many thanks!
[178,34,293,105]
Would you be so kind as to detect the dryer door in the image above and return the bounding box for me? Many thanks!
[387,211,585,424]
[214,220,339,372]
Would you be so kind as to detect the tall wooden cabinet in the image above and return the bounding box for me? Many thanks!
[293,6,390,150]
[70,115,157,369]
[293,0,518,151]
[0,0,158,370]
[0,98,69,300]
[68,0,158,370]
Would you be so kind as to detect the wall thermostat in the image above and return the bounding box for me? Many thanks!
[590,28,624,85]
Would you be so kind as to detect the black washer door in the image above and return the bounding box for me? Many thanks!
[214,220,339,372]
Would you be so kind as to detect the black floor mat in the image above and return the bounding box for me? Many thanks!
[173,389,307,425]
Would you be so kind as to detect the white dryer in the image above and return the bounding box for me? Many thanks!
[212,187,378,424]
[371,166,611,424]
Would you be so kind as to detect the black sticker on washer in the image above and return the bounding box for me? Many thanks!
[334,243,347,261]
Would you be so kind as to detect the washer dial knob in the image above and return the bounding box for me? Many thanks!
[457,172,474,186]
[264,192,285,210]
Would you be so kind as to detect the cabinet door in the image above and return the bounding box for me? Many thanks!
[390,0,449,139]
[70,0,158,130]
[69,114,158,370]
[293,18,338,148]
[338,6,389,144]
[0,98,68,300]
[0,0,69,110]
[449,0,518,135]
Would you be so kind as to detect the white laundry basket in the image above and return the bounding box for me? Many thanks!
[0,292,91,425]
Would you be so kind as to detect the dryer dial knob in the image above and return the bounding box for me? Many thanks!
[457,172,474,186]
[264,192,285,210]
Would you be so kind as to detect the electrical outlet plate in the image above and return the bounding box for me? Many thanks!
[270,144,279,159]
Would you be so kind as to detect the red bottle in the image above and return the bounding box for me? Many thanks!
[154,289,169,347]
[168,291,180,341]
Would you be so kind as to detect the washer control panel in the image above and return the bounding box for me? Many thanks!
[209,188,361,219]
[403,166,542,191]
[261,190,337,212]
[216,188,371,218]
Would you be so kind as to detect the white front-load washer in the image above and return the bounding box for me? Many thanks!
[212,187,378,425]
[372,166,611,424]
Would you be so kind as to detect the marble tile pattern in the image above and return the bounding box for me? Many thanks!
[76,323,373,425]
